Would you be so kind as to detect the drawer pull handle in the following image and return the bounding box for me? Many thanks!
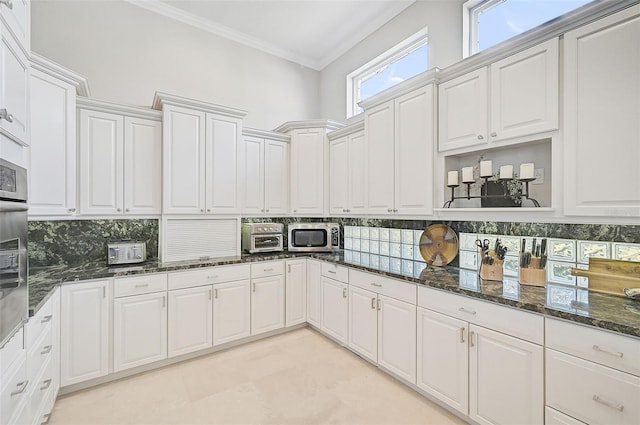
[371,297,376,309]
[207,275,219,279]
[342,288,347,298]
[264,268,274,272]
[214,288,218,299]
[377,299,381,311]
[469,331,476,347]
[592,345,623,358]
[459,307,477,315]
[11,380,28,396]
[42,413,52,424]
[134,284,149,288]
[593,395,624,412]
[460,327,465,343]
[40,379,52,391]
[41,345,52,355]
[370,283,382,287]
[327,270,336,274]
[41,315,53,323]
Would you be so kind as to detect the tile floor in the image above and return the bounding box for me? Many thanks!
[49,328,467,425]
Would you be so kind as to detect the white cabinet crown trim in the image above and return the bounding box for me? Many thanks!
[152,91,247,119]
[327,120,364,140]
[76,97,161,121]
[358,69,440,111]
[242,126,290,142]
[273,119,344,133]
[30,53,90,97]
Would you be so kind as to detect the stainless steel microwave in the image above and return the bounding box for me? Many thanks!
[288,223,340,252]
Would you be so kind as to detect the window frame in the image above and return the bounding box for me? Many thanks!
[463,0,506,57]
[346,28,428,118]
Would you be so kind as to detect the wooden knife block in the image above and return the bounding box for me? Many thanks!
[519,255,546,287]
[571,258,640,297]
[480,251,504,281]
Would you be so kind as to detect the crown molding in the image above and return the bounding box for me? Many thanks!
[30,52,91,97]
[327,120,365,141]
[358,68,440,111]
[273,119,345,134]
[243,127,291,142]
[76,97,162,120]
[152,91,247,119]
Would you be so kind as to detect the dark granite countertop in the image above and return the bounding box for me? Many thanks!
[29,252,640,339]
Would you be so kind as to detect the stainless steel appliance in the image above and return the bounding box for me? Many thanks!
[288,223,340,252]
[108,241,147,265]
[242,223,284,253]
[0,159,28,348]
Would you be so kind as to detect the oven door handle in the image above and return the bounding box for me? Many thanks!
[0,278,22,289]
[0,200,29,212]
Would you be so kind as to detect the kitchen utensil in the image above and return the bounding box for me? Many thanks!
[475,238,490,251]
[623,288,640,298]
[419,224,459,266]
[571,258,640,297]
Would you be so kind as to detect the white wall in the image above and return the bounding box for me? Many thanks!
[31,0,320,130]
[319,0,465,121]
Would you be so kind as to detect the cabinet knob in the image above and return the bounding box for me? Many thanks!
[477,134,484,140]
[207,209,211,212]
[266,209,269,212]
[200,209,205,212]
[393,209,398,213]
[125,208,130,212]
[387,208,393,213]
[490,132,497,137]
[0,0,13,10]
[293,210,297,213]
[261,209,265,212]
[117,208,122,212]
[68,208,76,213]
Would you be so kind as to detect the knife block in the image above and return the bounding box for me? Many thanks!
[479,251,504,281]
[519,255,546,286]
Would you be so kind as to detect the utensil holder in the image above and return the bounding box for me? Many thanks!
[479,251,504,281]
[519,253,546,286]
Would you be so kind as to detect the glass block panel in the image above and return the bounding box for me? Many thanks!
[390,257,402,274]
[402,244,414,259]
[576,263,589,288]
[370,254,380,269]
[390,228,401,243]
[577,240,610,264]
[379,228,390,241]
[613,243,640,262]
[414,245,424,261]
[370,240,379,254]
[344,226,352,237]
[352,226,361,238]
[402,229,414,245]
[390,242,401,258]
[362,253,370,267]
[360,227,370,240]
[547,260,576,285]
[500,236,521,257]
[379,241,390,256]
[503,278,520,299]
[344,238,353,250]
[352,251,361,265]
[369,227,380,241]
[459,250,479,270]
[459,269,479,291]
[503,256,520,277]
[344,250,353,263]
[361,239,370,253]
[548,239,576,262]
[546,284,577,310]
[414,229,425,243]
[414,261,427,278]
[380,256,390,272]
[353,238,361,251]
[459,233,479,251]
[402,259,414,276]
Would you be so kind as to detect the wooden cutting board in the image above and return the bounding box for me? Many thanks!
[571,258,640,297]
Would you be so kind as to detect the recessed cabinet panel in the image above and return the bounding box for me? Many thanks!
[0,26,29,145]
[241,136,264,214]
[377,295,416,384]
[213,280,251,346]
[0,0,29,50]
[329,136,349,214]
[347,286,378,363]
[290,129,325,215]
[366,102,395,214]
[306,260,322,327]
[168,286,213,358]
[348,131,367,212]
[264,140,288,214]
[124,117,162,214]
[206,115,241,213]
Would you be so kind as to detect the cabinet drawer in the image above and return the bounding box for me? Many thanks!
[27,324,52,386]
[251,261,284,279]
[321,262,348,282]
[545,407,586,425]
[546,318,640,376]
[546,349,640,425]
[114,273,168,297]
[418,286,543,344]
[168,264,250,290]
[1,328,24,373]
[349,269,416,304]
[26,299,53,349]
[28,355,54,423]
[0,353,27,425]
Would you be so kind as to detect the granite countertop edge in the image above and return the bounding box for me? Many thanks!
[28,252,640,339]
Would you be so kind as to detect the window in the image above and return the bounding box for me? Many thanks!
[463,0,593,56]
[346,28,428,118]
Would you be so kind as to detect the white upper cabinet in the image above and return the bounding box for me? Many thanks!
[438,38,559,153]
[29,55,87,217]
[154,92,246,215]
[363,84,435,216]
[290,128,325,215]
[78,100,162,216]
[563,5,640,217]
[329,126,366,215]
[0,21,29,146]
[0,0,29,51]
[240,129,289,216]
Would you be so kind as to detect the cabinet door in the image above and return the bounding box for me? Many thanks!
[168,286,213,358]
[347,286,377,363]
[29,69,76,216]
[0,0,29,50]
[306,260,322,327]
[290,128,325,215]
[113,292,167,372]
[490,38,558,142]
[417,307,469,415]
[0,25,29,145]
[163,105,206,213]
[213,280,251,346]
[264,139,289,215]
[251,275,285,336]
[60,280,109,387]
[394,85,434,215]
[124,117,162,215]
[469,325,543,425]
[329,136,349,215]
[78,109,123,215]
[206,114,241,214]
[285,259,307,327]
[240,136,265,215]
[377,294,416,384]
[365,101,395,214]
[438,68,488,152]
[320,277,348,344]
[348,130,367,213]
[563,6,640,216]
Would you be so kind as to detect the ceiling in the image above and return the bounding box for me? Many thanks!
[128,0,416,70]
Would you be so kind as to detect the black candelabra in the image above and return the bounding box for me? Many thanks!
[443,177,541,208]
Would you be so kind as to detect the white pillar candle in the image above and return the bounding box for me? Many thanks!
[480,160,493,178]
[520,163,535,179]
[461,167,474,183]
[447,170,459,186]
[499,165,513,179]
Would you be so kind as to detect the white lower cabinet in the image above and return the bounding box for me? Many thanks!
[60,280,110,387]
[213,279,251,346]
[306,260,322,327]
[545,407,586,425]
[320,276,348,344]
[348,286,378,362]
[0,328,27,425]
[285,259,307,327]
[251,275,285,336]
[168,285,213,358]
